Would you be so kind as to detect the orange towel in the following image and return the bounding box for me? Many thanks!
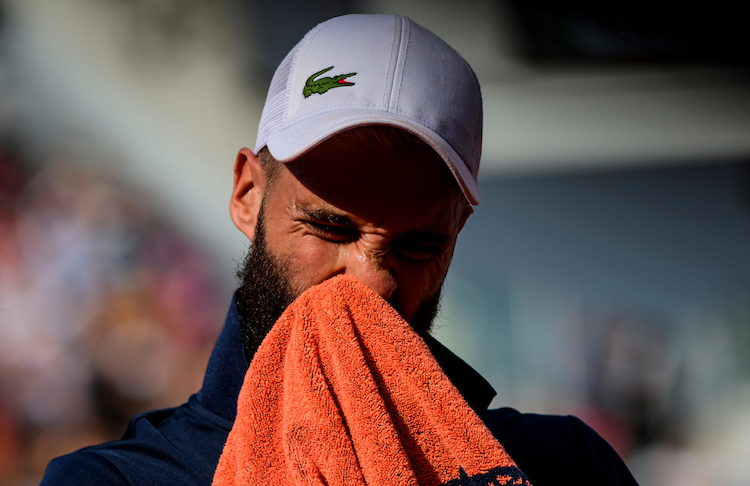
[212,275,531,486]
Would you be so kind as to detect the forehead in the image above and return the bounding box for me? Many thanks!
[277,130,467,230]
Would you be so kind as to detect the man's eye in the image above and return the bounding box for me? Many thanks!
[395,241,442,261]
[305,221,358,242]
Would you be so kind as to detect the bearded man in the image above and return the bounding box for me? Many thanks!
[42,14,637,486]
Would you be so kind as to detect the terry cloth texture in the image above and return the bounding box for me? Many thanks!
[212,275,532,486]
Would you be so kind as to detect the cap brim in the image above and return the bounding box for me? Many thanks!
[264,110,480,205]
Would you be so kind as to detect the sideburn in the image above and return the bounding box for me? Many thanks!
[234,204,296,360]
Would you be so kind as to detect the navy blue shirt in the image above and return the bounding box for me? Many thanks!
[41,298,638,485]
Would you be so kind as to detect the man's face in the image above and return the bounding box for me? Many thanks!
[232,129,470,347]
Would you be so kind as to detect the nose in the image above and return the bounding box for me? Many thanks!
[343,250,397,301]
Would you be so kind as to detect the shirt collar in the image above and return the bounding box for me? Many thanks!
[422,335,497,415]
[197,294,497,423]
[196,295,249,423]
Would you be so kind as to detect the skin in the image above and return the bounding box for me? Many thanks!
[230,129,471,323]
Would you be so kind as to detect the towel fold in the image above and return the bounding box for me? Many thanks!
[212,275,531,486]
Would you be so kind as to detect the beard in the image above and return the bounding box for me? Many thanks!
[234,203,297,359]
[235,202,445,359]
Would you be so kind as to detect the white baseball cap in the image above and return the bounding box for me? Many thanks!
[254,14,483,205]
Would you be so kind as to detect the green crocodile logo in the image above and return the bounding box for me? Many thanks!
[303,66,357,98]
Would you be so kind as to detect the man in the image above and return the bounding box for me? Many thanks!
[42,14,637,485]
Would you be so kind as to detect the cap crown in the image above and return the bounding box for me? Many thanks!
[255,14,483,204]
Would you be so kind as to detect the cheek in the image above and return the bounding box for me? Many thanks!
[277,234,343,287]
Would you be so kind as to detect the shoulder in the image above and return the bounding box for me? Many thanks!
[40,396,232,486]
[41,448,130,486]
[484,407,639,486]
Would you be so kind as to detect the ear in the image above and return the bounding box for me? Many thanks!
[230,148,266,242]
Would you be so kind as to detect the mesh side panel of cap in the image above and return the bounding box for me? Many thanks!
[254,43,299,154]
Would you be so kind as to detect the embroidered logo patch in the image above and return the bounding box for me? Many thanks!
[440,466,532,486]
[303,66,357,98]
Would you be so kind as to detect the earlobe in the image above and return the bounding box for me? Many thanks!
[230,148,265,242]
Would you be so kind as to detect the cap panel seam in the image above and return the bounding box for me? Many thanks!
[293,21,329,105]
[282,44,300,131]
[382,15,400,108]
[390,16,410,113]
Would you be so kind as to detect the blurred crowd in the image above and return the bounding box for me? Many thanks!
[0,136,224,485]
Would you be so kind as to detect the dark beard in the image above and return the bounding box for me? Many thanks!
[234,206,296,359]
[409,282,443,337]
[235,204,444,359]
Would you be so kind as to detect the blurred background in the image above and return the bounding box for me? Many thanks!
[0,0,748,484]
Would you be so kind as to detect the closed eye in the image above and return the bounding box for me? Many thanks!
[297,207,359,243]
[304,220,359,243]
[394,239,445,262]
